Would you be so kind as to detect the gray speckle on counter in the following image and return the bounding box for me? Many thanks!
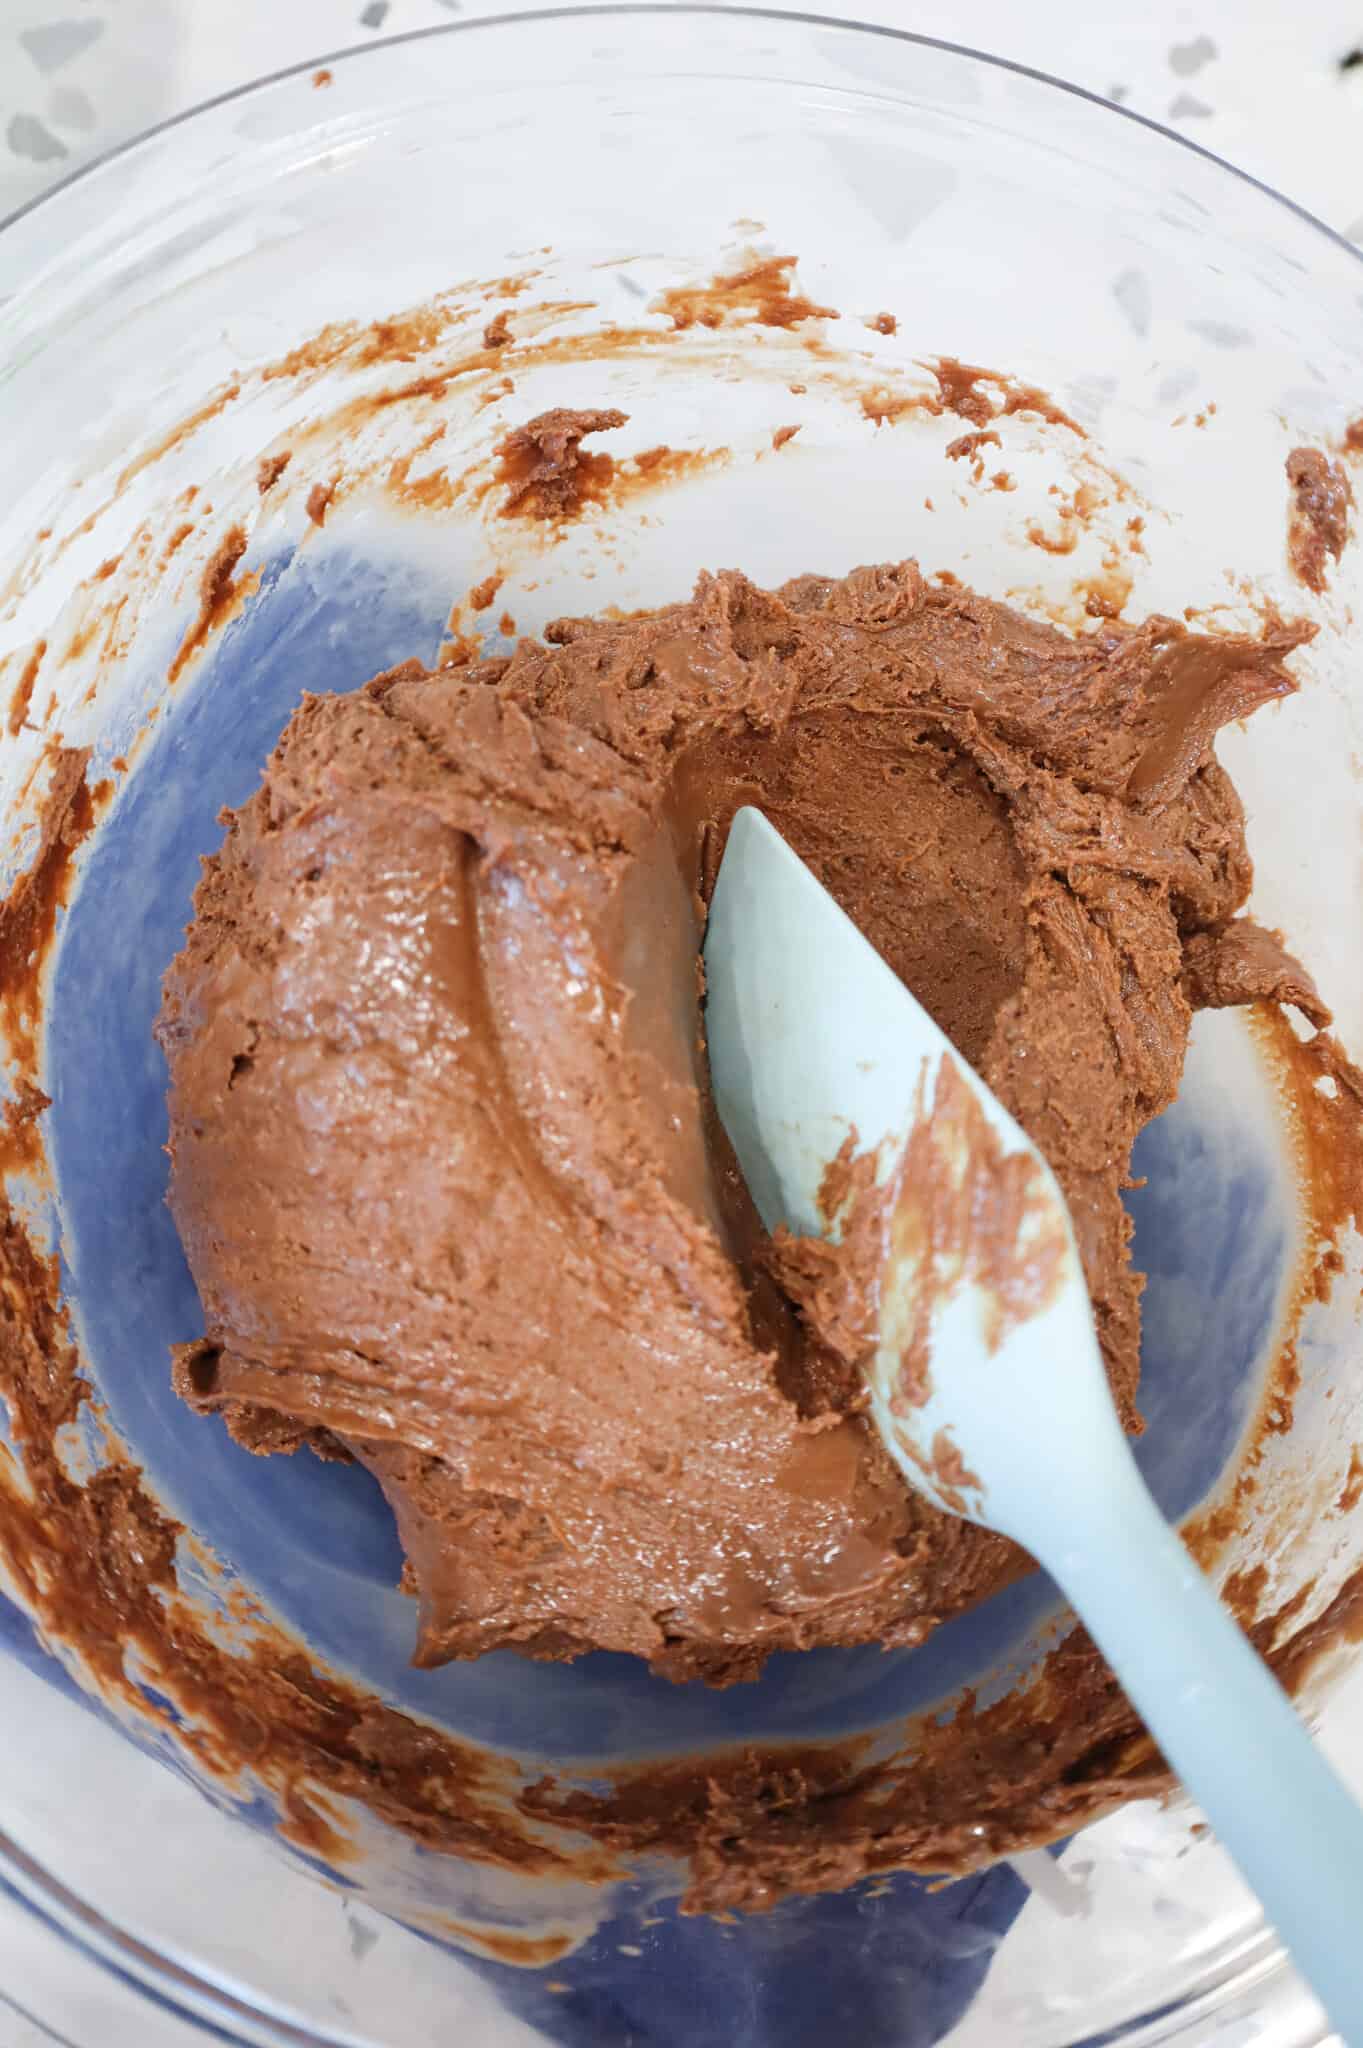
[824,133,959,241]
[19,18,105,74]
[1111,267,1151,338]
[47,85,95,133]
[358,0,389,25]
[1169,91,1214,119]
[1169,36,1217,77]
[1156,366,1200,405]
[5,112,66,163]
[1186,316,1252,349]
[1065,372,1119,427]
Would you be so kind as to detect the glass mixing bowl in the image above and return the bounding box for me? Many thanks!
[0,11,1361,2045]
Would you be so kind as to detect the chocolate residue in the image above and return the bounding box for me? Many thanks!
[483,310,512,349]
[1257,1006,1363,1294]
[656,257,837,333]
[626,445,729,498]
[930,1429,983,1510]
[115,382,242,498]
[1081,565,1133,620]
[866,313,898,336]
[255,283,536,394]
[764,1140,881,1374]
[931,359,1083,437]
[6,639,45,737]
[860,362,1081,442]
[256,452,291,495]
[945,430,1001,465]
[1339,1449,1363,1515]
[16,260,1107,646]
[162,521,195,567]
[875,1057,1069,1417]
[306,480,336,528]
[4,276,760,624]
[527,1551,1363,1913]
[387,434,459,516]
[771,425,801,452]
[1286,446,1353,593]
[468,572,504,613]
[495,407,629,519]
[446,1924,579,1969]
[860,388,919,429]
[0,748,94,1074]
[312,67,333,88]
[166,526,253,685]
[491,414,726,526]
[1266,1567,1363,1699]
[1025,520,1080,558]
[878,1414,986,1518]
[2,1078,52,1178]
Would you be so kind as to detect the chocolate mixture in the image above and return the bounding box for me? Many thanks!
[157,561,1320,1687]
[1286,445,1353,593]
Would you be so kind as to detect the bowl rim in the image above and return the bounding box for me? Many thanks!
[2,0,1361,285]
[0,8,1343,2045]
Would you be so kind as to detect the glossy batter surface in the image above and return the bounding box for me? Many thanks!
[158,561,1315,1684]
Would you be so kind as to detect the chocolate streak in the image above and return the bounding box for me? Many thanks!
[1286,446,1353,593]
[882,1056,1070,1419]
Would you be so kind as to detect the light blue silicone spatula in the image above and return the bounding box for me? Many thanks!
[704,804,1363,2042]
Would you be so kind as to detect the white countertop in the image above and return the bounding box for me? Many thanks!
[0,1,1358,2042]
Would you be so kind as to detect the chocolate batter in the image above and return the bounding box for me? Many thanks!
[1286,445,1353,593]
[157,562,1316,1686]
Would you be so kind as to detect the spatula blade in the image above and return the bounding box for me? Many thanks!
[705,805,968,1234]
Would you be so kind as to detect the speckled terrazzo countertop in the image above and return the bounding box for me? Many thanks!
[0,3,1360,2043]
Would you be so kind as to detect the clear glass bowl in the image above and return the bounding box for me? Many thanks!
[0,11,1361,2045]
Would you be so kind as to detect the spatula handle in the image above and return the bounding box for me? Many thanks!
[1020,1463,1363,2042]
